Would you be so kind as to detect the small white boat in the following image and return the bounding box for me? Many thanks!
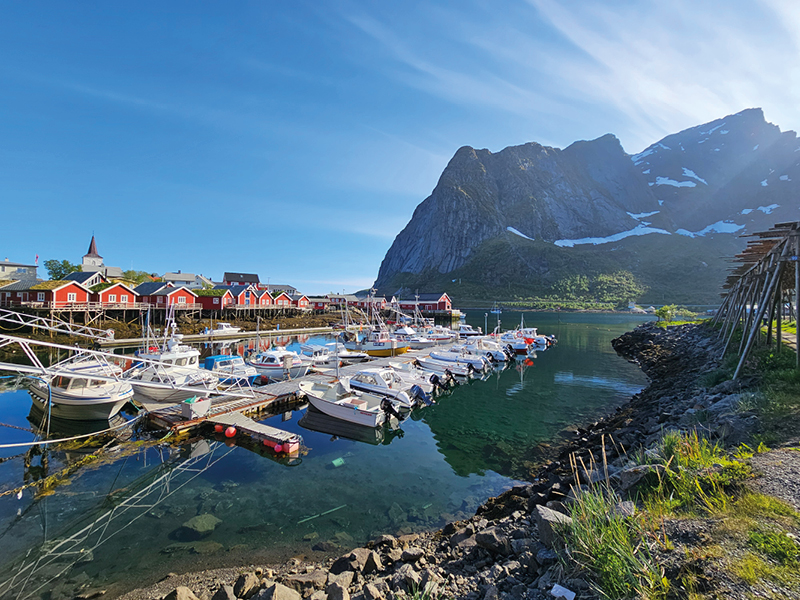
[453,324,483,338]
[29,357,134,421]
[247,348,310,381]
[459,337,510,362]
[209,322,241,335]
[429,348,490,371]
[128,330,218,401]
[299,380,406,428]
[419,326,457,345]
[202,355,258,384]
[412,356,473,380]
[342,366,432,407]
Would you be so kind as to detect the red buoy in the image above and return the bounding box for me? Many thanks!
[224,426,237,438]
[214,424,224,433]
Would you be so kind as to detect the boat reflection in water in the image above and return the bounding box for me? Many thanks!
[26,399,135,441]
[298,405,404,446]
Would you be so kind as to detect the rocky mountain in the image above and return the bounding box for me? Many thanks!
[374,108,800,304]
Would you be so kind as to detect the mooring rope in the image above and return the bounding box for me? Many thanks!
[0,422,35,433]
[0,414,143,449]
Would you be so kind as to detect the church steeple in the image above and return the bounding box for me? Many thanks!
[85,235,102,259]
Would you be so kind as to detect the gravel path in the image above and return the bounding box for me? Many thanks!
[749,447,800,511]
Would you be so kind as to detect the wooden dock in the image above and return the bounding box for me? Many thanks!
[100,325,342,348]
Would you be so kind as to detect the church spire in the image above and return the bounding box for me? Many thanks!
[85,235,102,259]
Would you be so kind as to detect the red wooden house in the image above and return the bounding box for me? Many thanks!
[133,282,197,307]
[398,293,452,312]
[91,282,137,307]
[213,285,260,306]
[290,294,310,309]
[195,289,235,310]
[272,291,292,308]
[254,290,273,306]
[307,296,330,310]
[30,281,91,307]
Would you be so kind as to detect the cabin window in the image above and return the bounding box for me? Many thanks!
[178,296,186,304]
[70,378,88,389]
[67,293,76,302]
[157,296,164,303]
[163,359,174,365]
[90,379,104,387]
[121,295,128,302]
[16,292,23,298]
[189,356,197,365]
[176,358,187,366]
[37,292,45,302]
[213,297,219,304]
[109,294,117,302]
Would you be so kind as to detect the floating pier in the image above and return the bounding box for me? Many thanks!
[143,346,456,445]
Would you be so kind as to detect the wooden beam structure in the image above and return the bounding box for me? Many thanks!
[713,221,800,379]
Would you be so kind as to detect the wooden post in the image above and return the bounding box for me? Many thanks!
[734,241,789,379]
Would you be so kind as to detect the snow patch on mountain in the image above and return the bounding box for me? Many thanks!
[655,176,696,188]
[682,168,708,185]
[642,168,650,174]
[555,224,670,248]
[741,209,753,214]
[627,211,660,220]
[758,204,779,214]
[507,227,534,241]
[761,180,768,186]
[780,175,791,181]
[676,221,745,238]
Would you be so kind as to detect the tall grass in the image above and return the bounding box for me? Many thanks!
[564,486,669,600]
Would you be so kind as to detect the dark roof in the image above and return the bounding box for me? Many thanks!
[306,296,329,302]
[152,286,196,297]
[0,261,37,268]
[214,284,254,294]
[85,236,102,259]
[65,271,103,284]
[289,293,308,301]
[223,272,259,284]
[0,280,38,291]
[134,282,168,296]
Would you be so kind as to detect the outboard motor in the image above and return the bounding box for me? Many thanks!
[429,373,445,393]
[443,368,457,387]
[486,351,497,364]
[380,398,405,421]
[410,384,434,406]
[505,344,515,359]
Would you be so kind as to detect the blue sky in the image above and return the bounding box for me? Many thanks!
[2,1,797,294]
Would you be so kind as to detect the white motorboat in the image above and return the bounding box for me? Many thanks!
[127,328,219,401]
[429,348,491,371]
[497,330,530,355]
[342,366,432,407]
[247,348,310,381]
[419,326,457,345]
[298,381,407,428]
[29,357,134,421]
[456,338,510,362]
[453,323,482,338]
[202,355,259,385]
[388,361,456,393]
[209,322,241,335]
[412,356,473,380]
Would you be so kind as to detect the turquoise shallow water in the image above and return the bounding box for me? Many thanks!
[0,311,651,599]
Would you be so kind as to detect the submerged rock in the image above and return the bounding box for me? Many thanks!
[177,514,222,540]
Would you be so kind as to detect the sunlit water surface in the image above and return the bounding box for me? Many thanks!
[0,311,650,599]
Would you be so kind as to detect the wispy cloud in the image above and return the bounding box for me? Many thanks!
[344,1,799,152]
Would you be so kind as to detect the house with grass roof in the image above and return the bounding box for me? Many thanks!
[195,288,235,311]
[90,282,137,307]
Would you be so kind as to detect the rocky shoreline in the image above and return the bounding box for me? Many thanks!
[118,322,757,600]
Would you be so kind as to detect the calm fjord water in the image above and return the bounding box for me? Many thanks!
[0,312,650,598]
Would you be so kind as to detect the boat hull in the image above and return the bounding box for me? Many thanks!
[29,385,133,421]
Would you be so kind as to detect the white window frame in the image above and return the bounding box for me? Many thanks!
[67,293,76,303]
[213,297,220,305]
[37,292,45,302]
[121,294,128,303]
[177,296,186,304]
[109,294,117,303]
